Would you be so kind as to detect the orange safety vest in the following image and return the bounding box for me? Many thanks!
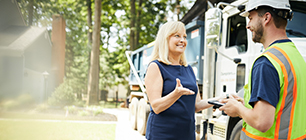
[241,42,306,140]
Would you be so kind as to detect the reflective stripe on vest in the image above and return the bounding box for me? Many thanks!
[241,44,306,140]
[266,47,295,139]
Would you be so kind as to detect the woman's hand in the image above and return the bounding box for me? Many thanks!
[174,78,195,96]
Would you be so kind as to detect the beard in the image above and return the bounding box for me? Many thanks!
[252,21,264,43]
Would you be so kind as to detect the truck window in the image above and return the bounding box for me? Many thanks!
[287,1,306,38]
[226,14,248,53]
[236,64,245,92]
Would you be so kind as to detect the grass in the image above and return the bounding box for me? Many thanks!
[0,119,116,140]
[0,97,123,140]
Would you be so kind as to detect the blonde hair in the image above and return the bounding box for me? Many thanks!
[150,21,188,66]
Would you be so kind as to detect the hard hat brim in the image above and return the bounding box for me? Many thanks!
[240,11,249,17]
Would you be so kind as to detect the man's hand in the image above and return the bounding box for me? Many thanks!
[230,93,244,105]
[219,95,244,117]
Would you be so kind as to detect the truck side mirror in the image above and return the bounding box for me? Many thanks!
[238,5,245,12]
[205,7,222,50]
[234,58,242,64]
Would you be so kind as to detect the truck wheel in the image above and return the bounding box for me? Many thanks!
[129,97,139,130]
[137,98,150,135]
[230,120,243,140]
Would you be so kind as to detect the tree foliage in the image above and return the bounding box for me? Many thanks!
[17,0,194,102]
[126,0,168,50]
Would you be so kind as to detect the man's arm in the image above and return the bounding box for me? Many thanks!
[220,98,275,132]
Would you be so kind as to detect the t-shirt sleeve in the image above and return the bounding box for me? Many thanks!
[249,56,280,108]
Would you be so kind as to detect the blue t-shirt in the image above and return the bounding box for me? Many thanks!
[249,39,291,108]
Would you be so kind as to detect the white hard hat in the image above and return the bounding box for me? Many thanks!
[240,0,291,17]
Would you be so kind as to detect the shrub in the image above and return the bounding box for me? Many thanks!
[86,106,104,116]
[73,100,85,107]
[1,100,18,111]
[64,105,78,114]
[78,110,90,116]
[48,79,77,107]
[34,103,49,112]
[16,94,34,106]
[0,93,35,111]
[93,108,104,116]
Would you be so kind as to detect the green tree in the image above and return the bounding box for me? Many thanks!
[129,0,136,51]
[126,0,168,51]
[87,0,101,105]
[57,0,91,100]
[17,0,196,105]
[18,0,93,101]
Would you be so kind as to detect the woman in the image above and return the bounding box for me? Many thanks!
[145,21,220,140]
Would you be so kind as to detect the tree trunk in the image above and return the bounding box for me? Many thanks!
[28,0,33,26]
[129,0,136,50]
[87,0,93,46]
[135,0,142,49]
[86,0,93,92]
[87,0,101,105]
[176,0,181,20]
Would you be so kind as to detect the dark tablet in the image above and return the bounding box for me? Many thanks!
[208,100,225,108]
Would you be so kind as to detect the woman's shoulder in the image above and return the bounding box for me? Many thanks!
[184,64,192,69]
[146,60,162,78]
[149,60,165,67]
[147,60,160,70]
[185,64,196,74]
[148,60,159,66]
[147,60,171,72]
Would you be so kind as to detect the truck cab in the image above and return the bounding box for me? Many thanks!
[125,0,306,139]
[204,0,306,140]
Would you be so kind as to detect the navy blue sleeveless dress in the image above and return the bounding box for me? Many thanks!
[145,60,198,140]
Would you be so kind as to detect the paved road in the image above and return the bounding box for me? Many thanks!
[103,108,147,140]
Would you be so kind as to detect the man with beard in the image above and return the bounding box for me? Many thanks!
[219,0,306,139]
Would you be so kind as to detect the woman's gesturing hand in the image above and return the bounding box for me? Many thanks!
[175,78,195,96]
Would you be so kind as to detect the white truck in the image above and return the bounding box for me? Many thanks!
[125,0,306,139]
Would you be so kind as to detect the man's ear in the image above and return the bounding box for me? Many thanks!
[263,12,272,25]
